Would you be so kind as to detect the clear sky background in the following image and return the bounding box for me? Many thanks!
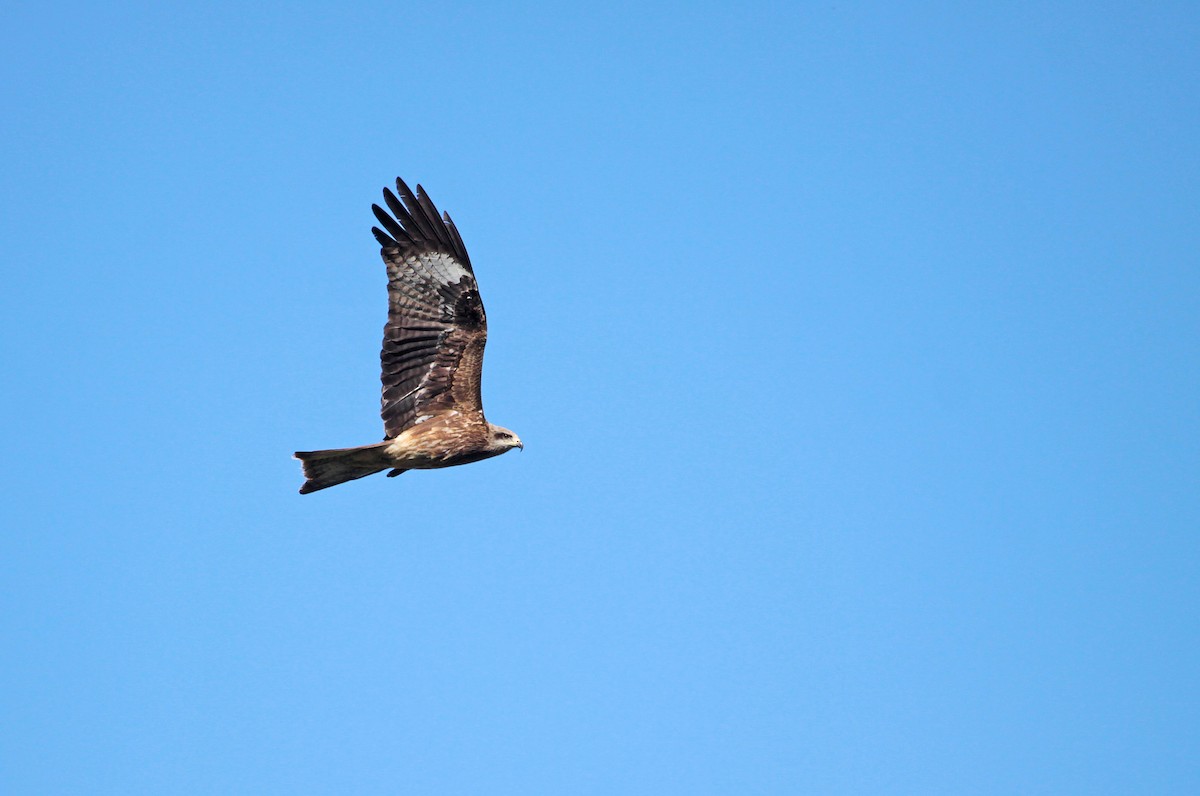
[2,2,1198,793]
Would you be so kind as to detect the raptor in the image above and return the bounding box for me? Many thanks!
[295,179,521,494]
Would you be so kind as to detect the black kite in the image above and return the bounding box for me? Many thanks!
[295,179,521,494]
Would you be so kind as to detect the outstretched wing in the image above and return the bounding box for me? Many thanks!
[371,178,488,439]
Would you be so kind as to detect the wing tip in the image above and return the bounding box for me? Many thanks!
[374,177,473,270]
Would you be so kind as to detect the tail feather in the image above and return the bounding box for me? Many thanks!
[294,442,391,494]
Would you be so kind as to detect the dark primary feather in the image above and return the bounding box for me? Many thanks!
[372,179,488,439]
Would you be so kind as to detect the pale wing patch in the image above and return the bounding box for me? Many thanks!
[418,252,471,287]
[387,254,469,305]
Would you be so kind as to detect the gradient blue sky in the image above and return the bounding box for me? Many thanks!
[3,2,1198,793]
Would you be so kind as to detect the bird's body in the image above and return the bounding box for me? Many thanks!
[386,410,514,469]
[295,179,521,494]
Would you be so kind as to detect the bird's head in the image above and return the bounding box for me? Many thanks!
[488,424,524,453]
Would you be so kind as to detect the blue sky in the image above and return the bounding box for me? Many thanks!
[2,1,1198,793]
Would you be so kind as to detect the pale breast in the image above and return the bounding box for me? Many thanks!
[384,411,493,469]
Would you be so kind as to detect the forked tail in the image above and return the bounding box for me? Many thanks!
[294,442,392,494]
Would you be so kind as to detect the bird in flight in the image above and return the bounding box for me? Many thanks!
[295,178,521,494]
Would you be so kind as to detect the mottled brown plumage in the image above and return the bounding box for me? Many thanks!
[294,179,521,494]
